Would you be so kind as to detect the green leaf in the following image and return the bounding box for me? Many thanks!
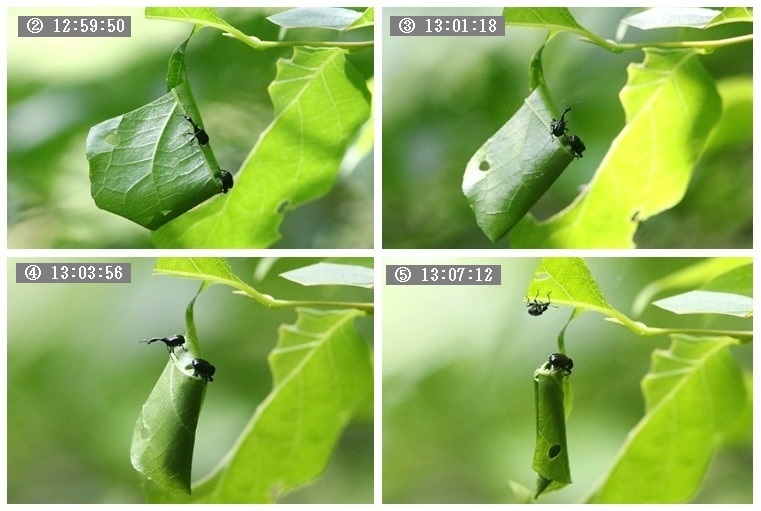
[190,308,373,502]
[591,335,745,503]
[87,82,225,230]
[348,8,374,30]
[153,47,371,247]
[512,49,721,247]
[131,287,211,496]
[706,7,753,27]
[653,290,752,317]
[267,7,364,31]
[145,7,237,33]
[462,84,575,242]
[705,77,753,153]
[533,362,572,498]
[632,258,751,315]
[280,262,374,288]
[131,362,207,495]
[525,257,613,313]
[154,257,245,289]
[622,8,721,30]
[701,264,752,296]
[503,7,590,35]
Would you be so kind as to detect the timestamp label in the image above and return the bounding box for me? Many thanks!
[16,263,131,283]
[390,16,504,37]
[18,16,131,37]
[387,265,500,285]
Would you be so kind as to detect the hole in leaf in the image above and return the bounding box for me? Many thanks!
[479,160,490,171]
[548,444,562,459]
[105,133,120,146]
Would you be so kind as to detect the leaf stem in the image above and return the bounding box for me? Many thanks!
[563,302,751,342]
[214,277,374,313]
[585,33,752,53]
[224,32,373,51]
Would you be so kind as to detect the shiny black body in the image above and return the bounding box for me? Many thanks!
[191,358,216,382]
[526,291,552,316]
[145,334,186,355]
[182,115,209,146]
[548,353,574,374]
[220,170,234,194]
[568,135,586,158]
[550,107,571,137]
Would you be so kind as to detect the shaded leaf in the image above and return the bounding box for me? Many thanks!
[268,7,363,31]
[463,85,575,242]
[591,335,745,503]
[87,82,225,230]
[653,290,752,317]
[280,262,374,288]
[533,362,572,498]
[153,47,371,247]
[701,264,752,296]
[512,49,721,247]
[131,362,207,495]
[131,286,210,496]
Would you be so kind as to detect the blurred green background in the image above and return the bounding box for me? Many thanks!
[383,258,751,503]
[382,8,752,248]
[8,258,373,503]
[7,8,373,248]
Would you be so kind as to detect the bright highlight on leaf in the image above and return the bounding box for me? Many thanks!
[653,290,752,317]
[623,8,723,30]
[280,262,374,288]
[268,7,365,31]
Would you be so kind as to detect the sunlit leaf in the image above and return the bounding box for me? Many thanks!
[525,257,612,312]
[188,308,373,502]
[153,47,371,247]
[590,335,745,503]
[512,49,721,247]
